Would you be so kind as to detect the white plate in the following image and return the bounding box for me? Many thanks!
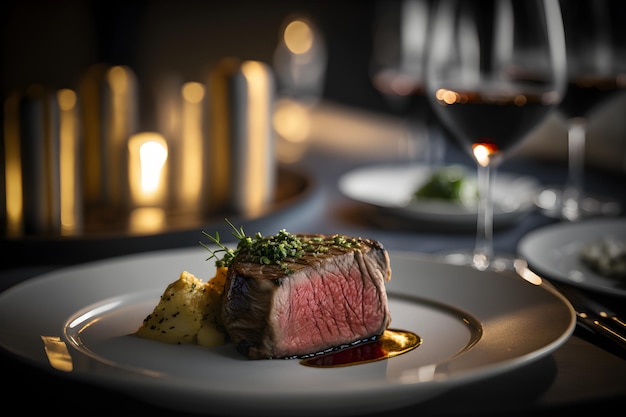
[338,163,539,229]
[0,247,574,416]
[518,218,626,297]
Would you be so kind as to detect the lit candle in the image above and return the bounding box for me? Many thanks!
[128,132,168,233]
[128,132,168,207]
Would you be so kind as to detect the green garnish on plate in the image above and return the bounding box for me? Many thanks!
[413,165,478,206]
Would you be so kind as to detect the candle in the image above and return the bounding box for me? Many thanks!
[128,132,168,233]
[128,132,168,208]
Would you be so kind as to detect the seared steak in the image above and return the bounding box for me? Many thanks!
[220,233,392,359]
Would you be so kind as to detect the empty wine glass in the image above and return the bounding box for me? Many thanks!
[537,0,626,221]
[370,0,445,164]
[425,0,567,271]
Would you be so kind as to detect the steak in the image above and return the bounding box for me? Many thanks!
[220,233,392,359]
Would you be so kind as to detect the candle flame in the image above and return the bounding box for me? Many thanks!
[472,143,498,167]
[139,140,168,193]
[128,132,168,207]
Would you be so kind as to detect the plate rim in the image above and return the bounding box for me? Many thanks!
[517,217,626,297]
[0,247,575,416]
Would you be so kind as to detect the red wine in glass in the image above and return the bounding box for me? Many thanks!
[433,90,556,163]
[560,77,626,120]
[425,0,566,271]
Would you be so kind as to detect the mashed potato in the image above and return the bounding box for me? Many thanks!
[136,268,228,347]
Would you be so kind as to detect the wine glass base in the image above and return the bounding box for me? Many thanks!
[434,249,525,273]
[535,186,622,221]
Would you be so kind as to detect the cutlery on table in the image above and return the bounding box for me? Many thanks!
[548,280,626,355]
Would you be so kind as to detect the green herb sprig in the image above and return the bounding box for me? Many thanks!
[200,218,245,268]
[200,219,363,273]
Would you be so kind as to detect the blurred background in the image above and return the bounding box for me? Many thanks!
[1,0,625,239]
[3,0,624,159]
[0,0,388,115]
[0,0,388,236]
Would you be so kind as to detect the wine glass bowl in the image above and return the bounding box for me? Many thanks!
[538,0,626,221]
[425,0,567,271]
[370,0,444,164]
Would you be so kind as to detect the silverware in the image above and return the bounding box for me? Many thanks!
[549,280,626,352]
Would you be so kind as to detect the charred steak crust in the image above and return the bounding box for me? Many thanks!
[220,234,392,359]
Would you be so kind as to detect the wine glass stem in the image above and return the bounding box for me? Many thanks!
[562,117,586,221]
[473,163,494,271]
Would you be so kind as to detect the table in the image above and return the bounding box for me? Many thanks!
[1,103,625,416]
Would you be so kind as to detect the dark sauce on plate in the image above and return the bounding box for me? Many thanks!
[300,329,421,368]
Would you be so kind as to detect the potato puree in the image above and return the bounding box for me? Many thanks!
[136,268,228,347]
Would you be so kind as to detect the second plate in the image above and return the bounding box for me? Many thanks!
[338,163,539,230]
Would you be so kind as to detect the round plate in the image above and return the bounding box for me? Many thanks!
[518,218,626,297]
[0,248,574,416]
[338,163,539,230]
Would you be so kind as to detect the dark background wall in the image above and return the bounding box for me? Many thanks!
[1,0,390,115]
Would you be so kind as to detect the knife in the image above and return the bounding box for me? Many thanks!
[548,280,626,352]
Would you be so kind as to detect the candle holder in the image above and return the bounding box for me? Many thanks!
[1,59,311,244]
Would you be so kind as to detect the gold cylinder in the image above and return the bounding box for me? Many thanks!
[57,88,83,236]
[3,85,84,237]
[8,85,60,235]
[207,57,276,217]
[79,64,138,219]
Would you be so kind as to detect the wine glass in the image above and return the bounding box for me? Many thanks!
[537,0,626,222]
[370,0,445,165]
[424,0,567,271]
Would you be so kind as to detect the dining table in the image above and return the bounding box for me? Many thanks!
[1,101,625,416]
